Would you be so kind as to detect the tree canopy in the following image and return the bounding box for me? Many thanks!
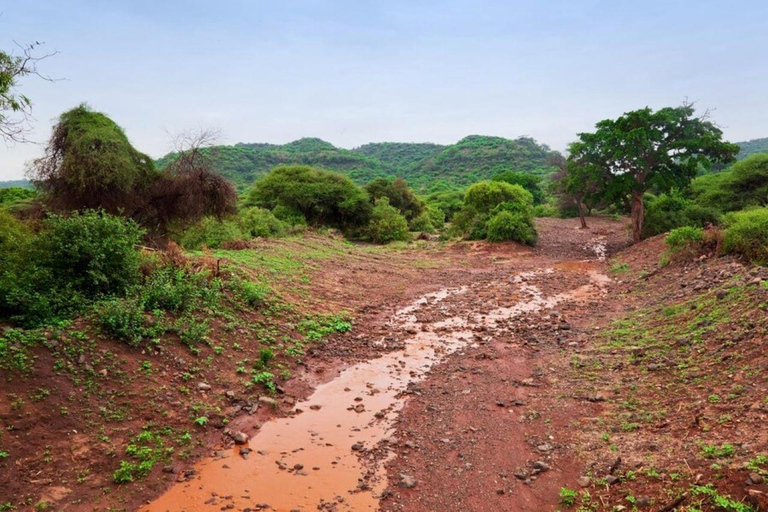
[364,177,425,221]
[567,104,738,242]
[247,165,371,230]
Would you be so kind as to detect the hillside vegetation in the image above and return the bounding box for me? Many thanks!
[737,137,768,160]
[156,135,559,193]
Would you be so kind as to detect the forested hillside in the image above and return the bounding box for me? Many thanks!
[352,142,445,176]
[156,137,389,191]
[407,135,559,189]
[0,179,32,189]
[157,135,559,192]
[737,137,768,159]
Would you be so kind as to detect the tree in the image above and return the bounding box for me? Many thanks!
[364,177,425,221]
[29,104,158,214]
[568,104,738,242]
[492,170,544,205]
[248,165,371,230]
[28,105,236,237]
[0,42,56,142]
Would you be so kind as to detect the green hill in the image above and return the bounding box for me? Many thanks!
[156,138,389,191]
[737,137,768,159]
[156,135,561,193]
[408,135,559,189]
[0,179,32,189]
[352,142,446,177]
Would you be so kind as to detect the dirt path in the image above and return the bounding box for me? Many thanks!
[143,218,629,511]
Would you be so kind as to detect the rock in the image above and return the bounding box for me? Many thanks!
[293,463,304,470]
[577,476,591,488]
[98,369,108,377]
[748,472,764,485]
[309,404,322,411]
[198,382,212,391]
[716,289,728,299]
[224,391,235,399]
[636,496,650,508]
[351,443,363,451]
[605,475,620,485]
[533,461,550,472]
[398,473,417,488]
[514,470,528,480]
[354,404,365,413]
[162,465,176,474]
[646,363,662,372]
[231,431,249,445]
[258,396,278,407]
[536,443,554,452]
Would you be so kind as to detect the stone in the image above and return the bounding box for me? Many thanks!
[231,431,249,444]
[536,443,554,452]
[605,475,620,485]
[398,473,417,488]
[225,391,235,399]
[716,289,728,300]
[577,476,591,488]
[533,461,550,472]
[258,396,278,407]
[198,382,212,391]
[748,472,764,485]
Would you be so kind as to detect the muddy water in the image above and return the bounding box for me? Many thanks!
[144,270,609,512]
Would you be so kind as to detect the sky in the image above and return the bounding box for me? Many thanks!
[1,0,767,180]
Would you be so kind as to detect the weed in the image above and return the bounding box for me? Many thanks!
[252,371,276,393]
[559,486,578,507]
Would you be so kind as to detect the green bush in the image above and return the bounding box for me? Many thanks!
[367,197,411,243]
[248,165,371,231]
[643,192,720,237]
[2,211,144,326]
[426,206,445,230]
[94,298,147,346]
[463,181,533,214]
[665,226,704,250]
[139,268,212,312]
[722,208,768,265]
[486,210,538,245]
[179,217,243,249]
[492,170,544,205]
[408,212,434,233]
[241,207,287,238]
[271,205,307,228]
[365,177,425,221]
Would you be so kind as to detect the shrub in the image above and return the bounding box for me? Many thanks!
[271,205,307,228]
[665,226,705,251]
[94,298,147,346]
[722,208,768,265]
[408,212,434,233]
[33,211,144,297]
[365,177,425,221]
[464,181,533,214]
[139,267,208,312]
[241,207,287,238]
[486,210,537,245]
[643,192,720,237]
[426,206,445,230]
[367,197,410,243]
[2,211,143,326]
[179,217,243,249]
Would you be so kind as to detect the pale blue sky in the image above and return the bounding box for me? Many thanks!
[2,0,767,179]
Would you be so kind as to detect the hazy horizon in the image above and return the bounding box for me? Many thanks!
[2,0,767,180]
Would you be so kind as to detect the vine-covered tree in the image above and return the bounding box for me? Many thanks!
[28,105,236,236]
[568,104,738,242]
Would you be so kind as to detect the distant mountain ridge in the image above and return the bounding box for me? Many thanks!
[157,135,561,192]
[737,137,768,160]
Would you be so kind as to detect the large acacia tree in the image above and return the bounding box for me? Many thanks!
[568,104,738,242]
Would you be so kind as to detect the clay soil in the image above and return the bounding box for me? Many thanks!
[2,217,767,511]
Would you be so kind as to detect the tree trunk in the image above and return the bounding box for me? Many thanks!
[630,191,644,243]
[578,201,588,229]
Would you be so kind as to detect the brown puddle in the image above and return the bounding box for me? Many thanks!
[143,268,609,512]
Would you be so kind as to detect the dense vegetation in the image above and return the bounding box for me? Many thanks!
[737,137,768,160]
[156,135,559,194]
